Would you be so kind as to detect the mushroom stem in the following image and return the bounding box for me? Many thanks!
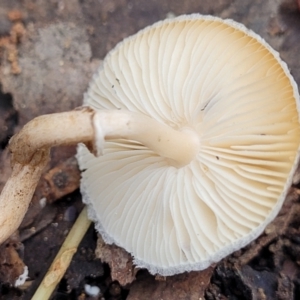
[0,149,49,243]
[9,108,95,165]
[0,106,199,245]
[94,110,200,166]
[0,108,95,245]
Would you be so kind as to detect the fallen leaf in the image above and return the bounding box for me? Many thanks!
[95,235,137,286]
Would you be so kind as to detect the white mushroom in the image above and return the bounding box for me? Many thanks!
[77,14,300,275]
[0,14,299,278]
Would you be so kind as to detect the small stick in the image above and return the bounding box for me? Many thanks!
[31,206,91,300]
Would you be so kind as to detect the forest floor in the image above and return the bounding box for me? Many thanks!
[0,0,300,299]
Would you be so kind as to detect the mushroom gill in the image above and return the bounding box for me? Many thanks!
[77,14,300,275]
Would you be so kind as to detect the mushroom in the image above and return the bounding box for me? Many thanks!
[77,14,300,275]
[0,14,299,277]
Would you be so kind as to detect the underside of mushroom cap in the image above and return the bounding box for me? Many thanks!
[77,14,300,276]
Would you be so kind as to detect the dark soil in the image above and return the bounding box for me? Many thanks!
[0,0,300,299]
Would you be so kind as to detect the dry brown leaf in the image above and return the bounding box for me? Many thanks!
[95,235,137,286]
[0,234,26,286]
[7,10,23,22]
[128,267,215,300]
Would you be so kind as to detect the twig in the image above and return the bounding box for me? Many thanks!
[32,206,91,300]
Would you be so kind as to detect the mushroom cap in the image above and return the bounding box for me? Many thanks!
[77,14,300,275]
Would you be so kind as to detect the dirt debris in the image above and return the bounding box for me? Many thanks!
[128,267,215,300]
[7,10,23,22]
[0,89,17,149]
[1,21,99,126]
[0,10,25,75]
[0,233,26,286]
[40,156,81,204]
[96,235,137,287]
[0,0,300,299]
